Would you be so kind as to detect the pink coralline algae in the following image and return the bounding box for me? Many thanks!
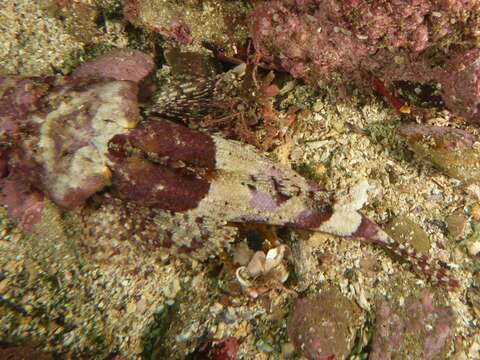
[0,173,44,232]
[434,49,480,124]
[0,77,50,230]
[287,288,363,360]
[0,49,459,289]
[71,48,155,83]
[0,76,51,136]
[370,291,456,360]
[251,0,480,123]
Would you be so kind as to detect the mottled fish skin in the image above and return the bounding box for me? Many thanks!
[108,118,459,290]
[1,49,459,290]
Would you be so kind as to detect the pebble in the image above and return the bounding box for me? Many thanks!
[281,342,296,357]
[446,213,467,241]
[467,240,480,256]
[256,339,274,353]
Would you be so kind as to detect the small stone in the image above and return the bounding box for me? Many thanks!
[467,223,480,256]
[446,213,467,241]
[287,287,363,360]
[385,216,431,255]
[256,339,274,353]
[467,240,480,257]
[164,278,181,299]
[394,55,405,65]
[0,278,9,293]
[332,118,345,133]
[314,163,327,177]
[399,124,480,182]
[127,301,137,314]
[472,203,480,221]
[313,99,323,112]
[281,342,296,357]
[467,286,480,318]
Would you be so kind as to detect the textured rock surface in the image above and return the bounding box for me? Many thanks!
[0,175,44,232]
[71,48,155,83]
[398,123,480,182]
[287,287,363,360]
[0,76,51,136]
[434,49,480,124]
[123,0,251,54]
[250,0,480,122]
[371,291,456,360]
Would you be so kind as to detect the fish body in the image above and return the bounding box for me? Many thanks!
[108,118,458,289]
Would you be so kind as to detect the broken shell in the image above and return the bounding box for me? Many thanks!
[264,245,286,273]
[246,251,266,278]
[467,240,480,257]
[235,266,253,288]
[269,264,289,284]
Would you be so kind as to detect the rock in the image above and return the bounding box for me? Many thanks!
[445,213,467,241]
[123,0,250,55]
[385,215,431,255]
[250,0,480,122]
[398,123,480,182]
[467,239,480,257]
[71,48,155,83]
[371,290,456,360]
[434,49,480,124]
[287,287,363,360]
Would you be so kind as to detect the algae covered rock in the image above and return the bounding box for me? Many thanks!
[71,48,155,83]
[445,213,467,241]
[250,0,480,122]
[399,123,480,182]
[124,0,251,54]
[371,290,456,360]
[385,215,431,256]
[435,49,480,125]
[287,287,363,360]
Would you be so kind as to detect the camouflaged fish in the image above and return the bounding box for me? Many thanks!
[0,49,458,290]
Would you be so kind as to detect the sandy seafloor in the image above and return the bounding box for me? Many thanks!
[0,1,479,359]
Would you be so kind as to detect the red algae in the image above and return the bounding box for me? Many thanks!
[250,0,480,122]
